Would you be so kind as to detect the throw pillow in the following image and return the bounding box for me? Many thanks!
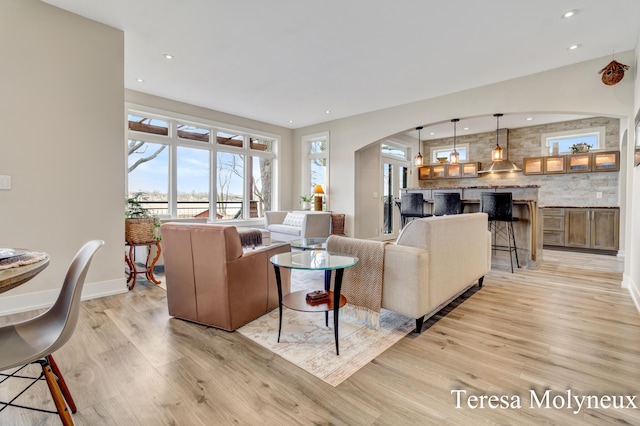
[282,213,305,227]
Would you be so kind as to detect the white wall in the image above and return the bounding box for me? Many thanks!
[625,36,640,308]
[0,0,125,314]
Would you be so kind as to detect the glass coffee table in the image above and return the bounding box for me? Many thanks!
[270,250,359,355]
[289,237,328,251]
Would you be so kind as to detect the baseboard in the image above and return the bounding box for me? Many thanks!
[0,278,127,316]
[624,273,640,313]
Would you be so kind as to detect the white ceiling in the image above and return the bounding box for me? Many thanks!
[43,0,640,131]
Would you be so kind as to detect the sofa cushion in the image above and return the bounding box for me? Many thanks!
[268,224,302,236]
[282,212,305,227]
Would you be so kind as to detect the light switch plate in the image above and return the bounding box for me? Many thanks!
[0,175,11,190]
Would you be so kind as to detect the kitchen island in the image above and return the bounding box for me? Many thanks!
[401,185,542,270]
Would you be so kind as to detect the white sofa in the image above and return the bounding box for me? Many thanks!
[327,213,491,333]
[264,211,332,242]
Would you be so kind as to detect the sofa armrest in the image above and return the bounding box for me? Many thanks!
[380,244,429,319]
[300,212,331,238]
[265,211,288,227]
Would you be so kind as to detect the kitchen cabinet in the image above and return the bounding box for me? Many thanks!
[567,150,620,173]
[418,162,480,180]
[543,207,619,251]
[542,208,565,246]
[523,151,619,175]
[565,208,619,250]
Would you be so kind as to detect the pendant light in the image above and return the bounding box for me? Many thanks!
[492,113,504,161]
[414,126,424,167]
[479,113,522,173]
[449,118,460,165]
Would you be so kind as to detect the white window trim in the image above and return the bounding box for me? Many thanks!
[429,143,470,163]
[301,131,330,208]
[540,126,605,155]
[126,104,279,223]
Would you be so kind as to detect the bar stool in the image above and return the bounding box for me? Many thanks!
[400,193,431,228]
[480,192,520,273]
[433,192,462,216]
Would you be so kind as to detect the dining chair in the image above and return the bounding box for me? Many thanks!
[0,240,104,425]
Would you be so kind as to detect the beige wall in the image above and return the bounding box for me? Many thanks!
[0,0,125,313]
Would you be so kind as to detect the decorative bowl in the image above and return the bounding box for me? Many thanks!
[436,157,448,164]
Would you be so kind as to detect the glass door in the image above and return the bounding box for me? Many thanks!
[382,161,408,240]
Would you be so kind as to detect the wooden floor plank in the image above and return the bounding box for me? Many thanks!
[1,250,638,425]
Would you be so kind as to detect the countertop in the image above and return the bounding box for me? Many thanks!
[541,206,619,209]
[405,185,541,190]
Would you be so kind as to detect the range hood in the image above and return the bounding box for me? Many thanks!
[478,128,522,174]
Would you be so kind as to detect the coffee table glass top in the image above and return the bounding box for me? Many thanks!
[289,237,328,250]
[270,250,358,271]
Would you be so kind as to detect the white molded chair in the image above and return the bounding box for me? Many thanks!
[0,240,104,425]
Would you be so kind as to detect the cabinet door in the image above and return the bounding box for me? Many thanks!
[544,156,566,174]
[565,208,590,248]
[567,154,591,173]
[592,151,620,172]
[431,164,446,178]
[590,209,619,250]
[461,162,479,177]
[418,166,431,180]
[446,163,461,178]
[523,157,543,175]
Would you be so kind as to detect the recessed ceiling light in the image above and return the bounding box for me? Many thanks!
[325,110,331,114]
[136,78,144,83]
[429,132,435,135]
[163,53,174,60]
[288,120,294,124]
[526,117,533,121]
[463,127,469,130]
[567,44,581,51]
[561,10,578,19]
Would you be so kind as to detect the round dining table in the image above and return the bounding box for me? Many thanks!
[0,249,50,294]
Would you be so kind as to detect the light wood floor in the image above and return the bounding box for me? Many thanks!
[1,250,638,425]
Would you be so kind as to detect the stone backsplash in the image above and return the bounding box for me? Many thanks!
[419,117,620,207]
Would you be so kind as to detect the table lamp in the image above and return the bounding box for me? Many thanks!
[313,185,324,211]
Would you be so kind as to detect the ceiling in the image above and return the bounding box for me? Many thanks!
[42,0,640,130]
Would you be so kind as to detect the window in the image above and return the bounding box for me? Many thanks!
[541,127,605,155]
[302,132,329,209]
[429,144,469,163]
[127,109,277,221]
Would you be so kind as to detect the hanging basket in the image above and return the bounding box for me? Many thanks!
[125,218,157,244]
[598,60,629,86]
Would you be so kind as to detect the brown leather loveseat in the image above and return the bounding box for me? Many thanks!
[161,222,291,331]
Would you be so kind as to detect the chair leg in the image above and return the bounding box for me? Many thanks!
[47,355,76,413]
[40,360,74,426]
[506,222,514,273]
[510,222,520,268]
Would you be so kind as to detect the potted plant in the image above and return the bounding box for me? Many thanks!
[570,142,591,154]
[300,195,313,211]
[125,192,161,243]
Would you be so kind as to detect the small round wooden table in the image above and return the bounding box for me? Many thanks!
[270,250,359,356]
[0,249,50,294]
[125,240,162,290]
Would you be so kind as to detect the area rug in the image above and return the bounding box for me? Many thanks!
[237,269,414,387]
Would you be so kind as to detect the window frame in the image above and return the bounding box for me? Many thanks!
[301,131,330,210]
[429,143,470,163]
[540,127,605,155]
[126,104,279,223]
